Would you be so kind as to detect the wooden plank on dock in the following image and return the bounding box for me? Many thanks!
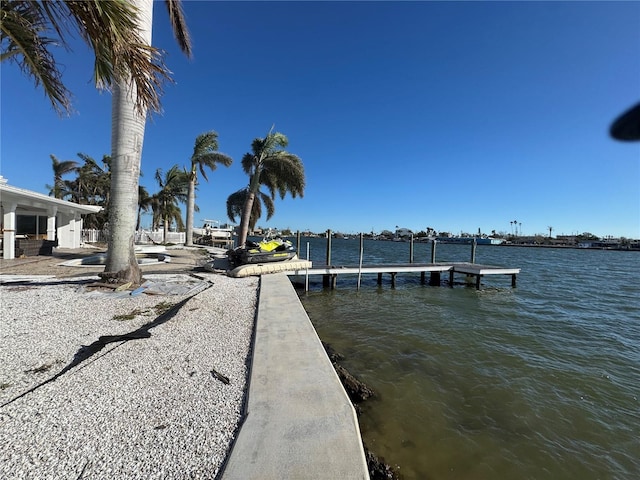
[451,262,521,276]
[286,262,520,290]
[301,263,452,276]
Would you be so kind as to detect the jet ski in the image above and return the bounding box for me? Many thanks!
[227,233,296,267]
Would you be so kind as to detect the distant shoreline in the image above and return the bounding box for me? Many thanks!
[497,243,640,252]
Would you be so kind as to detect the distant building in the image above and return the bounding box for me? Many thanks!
[0,176,102,259]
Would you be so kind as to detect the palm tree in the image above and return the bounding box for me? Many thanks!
[185,132,233,246]
[227,128,305,246]
[3,0,192,284]
[136,185,153,231]
[47,154,78,199]
[105,0,192,284]
[152,166,189,244]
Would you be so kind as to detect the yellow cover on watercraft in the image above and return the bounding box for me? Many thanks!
[258,240,283,252]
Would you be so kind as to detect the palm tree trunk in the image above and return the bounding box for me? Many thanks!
[238,192,255,247]
[185,172,196,246]
[101,0,153,285]
[164,214,169,244]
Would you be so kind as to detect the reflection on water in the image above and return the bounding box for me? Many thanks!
[299,239,640,479]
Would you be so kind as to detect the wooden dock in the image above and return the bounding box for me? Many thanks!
[287,262,520,290]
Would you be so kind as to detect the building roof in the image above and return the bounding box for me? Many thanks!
[0,176,102,215]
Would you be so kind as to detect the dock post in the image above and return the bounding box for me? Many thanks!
[323,229,332,287]
[512,274,517,288]
[331,274,337,290]
[421,271,426,284]
[429,271,440,286]
[471,238,477,263]
[357,233,364,290]
[409,234,414,263]
[305,242,310,292]
[449,269,454,287]
[377,273,383,285]
[476,275,481,290]
[296,230,301,257]
[431,239,437,263]
[390,272,397,288]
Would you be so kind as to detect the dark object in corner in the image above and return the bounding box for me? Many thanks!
[211,368,230,384]
[610,102,640,141]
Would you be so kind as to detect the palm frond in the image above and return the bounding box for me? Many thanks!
[2,1,73,114]
[226,188,248,223]
[258,190,275,220]
[163,0,192,57]
[190,131,232,180]
[261,154,305,199]
[241,152,256,176]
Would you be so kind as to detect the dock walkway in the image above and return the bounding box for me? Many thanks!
[289,262,520,289]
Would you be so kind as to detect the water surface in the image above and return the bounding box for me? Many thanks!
[298,239,640,479]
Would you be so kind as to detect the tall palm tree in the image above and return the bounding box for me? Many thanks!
[2,0,192,285]
[152,165,189,244]
[47,154,78,199]
[105,0,192,284]
[227,128,305,246]
[185,131,233,246]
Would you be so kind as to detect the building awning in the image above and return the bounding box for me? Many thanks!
[0,176,102,215]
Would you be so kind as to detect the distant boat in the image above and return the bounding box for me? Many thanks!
[193,220,233,237]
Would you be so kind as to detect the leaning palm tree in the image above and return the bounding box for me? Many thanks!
[47,154,78,199]
[227,128,305,246]
[152,165,189,244]
[184,132,233,246]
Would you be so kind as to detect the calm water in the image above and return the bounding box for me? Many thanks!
[296,238,640,480]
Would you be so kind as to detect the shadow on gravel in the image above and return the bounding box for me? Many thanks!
[1,292,202,409]
[0,278,96,288]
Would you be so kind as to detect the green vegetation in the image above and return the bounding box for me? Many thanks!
[185,132,233,246]
[227,128,306,246]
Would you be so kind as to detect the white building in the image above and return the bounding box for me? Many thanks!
[0,176,102,259]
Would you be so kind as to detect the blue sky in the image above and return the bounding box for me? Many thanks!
[2,1,639,238]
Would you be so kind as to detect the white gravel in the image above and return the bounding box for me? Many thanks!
[0,272,258,479]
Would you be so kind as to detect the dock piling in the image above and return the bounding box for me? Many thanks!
[357,233,364,290]
[409,234,414,263]
[323,229,332,287]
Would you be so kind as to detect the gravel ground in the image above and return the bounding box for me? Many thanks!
[0,249,258,479]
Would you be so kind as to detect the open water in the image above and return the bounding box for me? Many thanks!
[296,237,639,480]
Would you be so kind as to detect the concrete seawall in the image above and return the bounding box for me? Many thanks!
[221,273,369,479]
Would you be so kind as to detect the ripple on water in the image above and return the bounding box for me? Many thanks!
[300,243,640,479]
